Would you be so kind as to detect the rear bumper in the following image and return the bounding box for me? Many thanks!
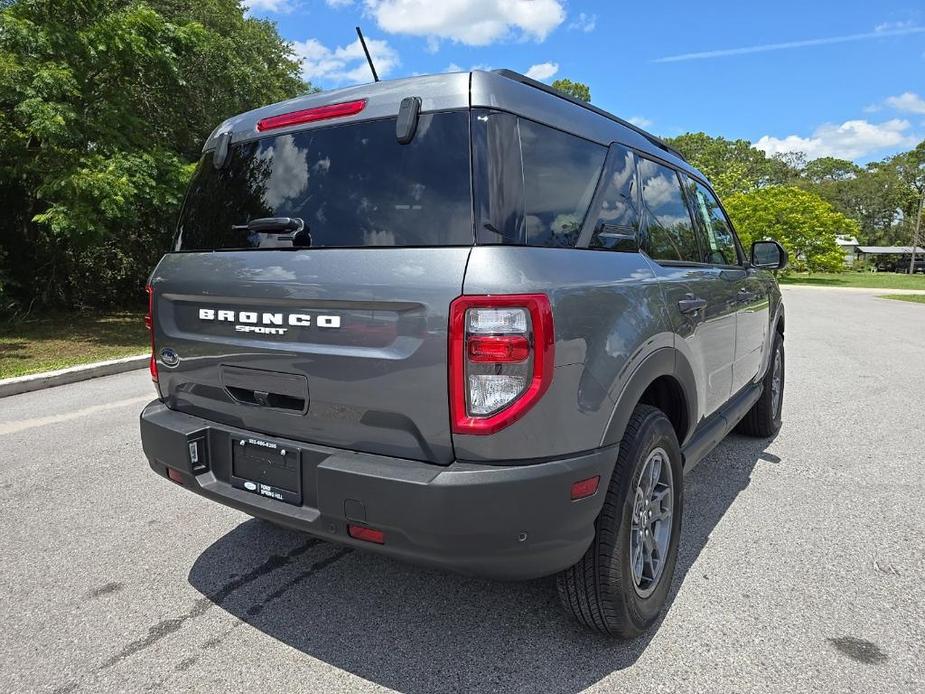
[139,401,616,580]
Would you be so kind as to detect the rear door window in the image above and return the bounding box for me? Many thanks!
[588,145,640,251]
[637,157,700,263]
[176,111,473,250]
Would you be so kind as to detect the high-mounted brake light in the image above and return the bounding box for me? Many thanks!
[256,99,367,132]
[449,294,554,435]
[145,284,158,383]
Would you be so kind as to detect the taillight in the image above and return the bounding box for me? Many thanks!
[145,284,158,383]
[449,294,554,435]
[256,99,367,132]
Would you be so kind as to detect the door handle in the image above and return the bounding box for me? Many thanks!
[737,288,759,304]
[678,295,707,315]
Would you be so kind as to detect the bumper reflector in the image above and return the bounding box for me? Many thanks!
[166,468,184,485]
[348,524,385,544]
[570,475,600,500]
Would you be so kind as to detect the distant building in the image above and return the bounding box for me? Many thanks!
[835,235,858,266]
[854,245,925,272]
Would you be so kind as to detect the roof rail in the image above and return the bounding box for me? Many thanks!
[491,69,687,162]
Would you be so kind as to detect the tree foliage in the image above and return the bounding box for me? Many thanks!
[0,0,306,314]
[665,132,795,199]
[551,78,590,102]
[724,186,855,272]
[668,131,925,251]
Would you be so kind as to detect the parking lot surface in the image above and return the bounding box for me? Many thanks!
[1,286,923,693]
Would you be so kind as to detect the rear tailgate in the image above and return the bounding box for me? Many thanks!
[151,248,469,464]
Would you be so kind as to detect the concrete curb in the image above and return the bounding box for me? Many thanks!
[781,285,925,295]
[0,354,148,398]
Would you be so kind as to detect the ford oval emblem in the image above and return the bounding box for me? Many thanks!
[160,347,180,368]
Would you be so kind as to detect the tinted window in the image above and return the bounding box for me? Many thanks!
[637,157,699,263]
[589,146,640,251]
[177,112,472,250]
[689,181,740,265]
[519,119,606,248]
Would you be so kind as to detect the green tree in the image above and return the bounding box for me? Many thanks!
[0,0,307,313]
[551,78,590,102]
[664,132,798,199]
[724,186,854,272]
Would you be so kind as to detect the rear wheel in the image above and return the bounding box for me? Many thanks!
[557,404,683,637]
[736,331,784,437]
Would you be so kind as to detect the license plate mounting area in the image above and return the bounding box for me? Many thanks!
[231,437,302,506]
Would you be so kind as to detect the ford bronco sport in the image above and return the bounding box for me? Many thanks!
[140,69,787,637]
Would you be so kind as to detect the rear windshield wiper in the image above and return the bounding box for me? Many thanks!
[233,217,303,233]
[232,217,312,248]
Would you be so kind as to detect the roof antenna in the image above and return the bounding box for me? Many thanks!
[355,26,379,82]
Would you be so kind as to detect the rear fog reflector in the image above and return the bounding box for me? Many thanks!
[570,475,600,500]
[348,524,385,544]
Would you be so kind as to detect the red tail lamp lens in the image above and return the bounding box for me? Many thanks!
[449,294,554,435]
[145,284,158,383]
[570,475,600,500]
[256,99,367,132]
[348,524,385,544]
[467,335,530,363]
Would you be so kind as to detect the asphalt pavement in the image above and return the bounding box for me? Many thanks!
[1,285,923,693]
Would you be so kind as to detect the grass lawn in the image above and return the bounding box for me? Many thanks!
[0,312,148,379]
[779,272,925,290]
[879,294,925,305]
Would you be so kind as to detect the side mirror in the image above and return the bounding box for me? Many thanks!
[751,240,788,270]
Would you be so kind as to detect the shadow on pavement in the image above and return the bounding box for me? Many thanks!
[188,433,778,693]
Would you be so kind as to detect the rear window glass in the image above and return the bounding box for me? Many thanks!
[176,111,472,250]
[519,119,606,248]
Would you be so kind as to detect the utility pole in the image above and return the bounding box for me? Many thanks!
[910,182,924,274]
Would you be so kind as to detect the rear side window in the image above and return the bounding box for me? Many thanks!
[589,146,640,251]
[176,111,472,250]
[637,157,700,263]
[688,180,740,265]
[519,119,607,248]
[473,111,606,248]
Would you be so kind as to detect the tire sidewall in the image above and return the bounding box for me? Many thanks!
[769,335,784,430]
[611,412,683,630]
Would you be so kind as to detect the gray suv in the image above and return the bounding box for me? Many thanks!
[140,69,786,637]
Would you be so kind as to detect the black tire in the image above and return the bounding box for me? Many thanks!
[556,404,683,638]
[736,330,784,437]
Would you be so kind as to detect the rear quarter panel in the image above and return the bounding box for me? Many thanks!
[456,246,673,462]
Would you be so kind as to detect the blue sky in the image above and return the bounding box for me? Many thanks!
[246,0,925,163]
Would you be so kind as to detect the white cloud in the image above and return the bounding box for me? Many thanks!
[325,0,354,6]
[245,0,297,13]
[292,36,399,85]
[525,62,559,80]
[364,0,565,46]
[885,91,925,115]
[628,116,653,129]
[754,119,917,161]
[568,12,596,32]
[444,62,493,73]
[654,24,925,63]
[875,20,915,32]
